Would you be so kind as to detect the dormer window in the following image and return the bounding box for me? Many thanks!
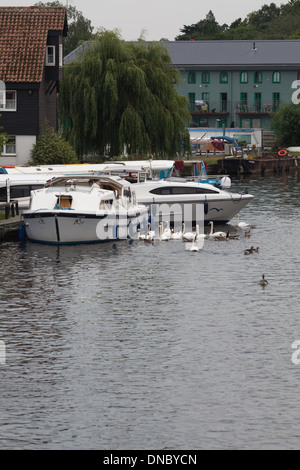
[46,45,55,66]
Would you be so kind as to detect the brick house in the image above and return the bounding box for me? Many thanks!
[0,6,68,165]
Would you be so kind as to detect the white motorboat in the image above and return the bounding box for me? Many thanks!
[0,160,174,209]
[132,178,254,225]
[22,175,149,245]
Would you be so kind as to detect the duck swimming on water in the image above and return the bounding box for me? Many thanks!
[260,274,268,286]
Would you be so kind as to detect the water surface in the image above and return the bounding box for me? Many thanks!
[0,171,300,449]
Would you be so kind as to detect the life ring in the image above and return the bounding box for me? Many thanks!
[278,150,287,157]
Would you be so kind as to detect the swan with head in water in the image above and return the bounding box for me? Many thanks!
[189,241,199,252]
[208,221,226,239]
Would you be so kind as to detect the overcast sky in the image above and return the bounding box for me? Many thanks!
[3,0,286,40]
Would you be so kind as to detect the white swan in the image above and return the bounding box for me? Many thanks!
[189,237,199,252]
[159,221,171,241]
[182,223,201,242]
[138,223,155,241]
[171,224,183,240]
[236,214,249,228]
[208,221,226,239]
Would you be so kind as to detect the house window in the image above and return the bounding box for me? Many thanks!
[273,92,280,111]
[240,72,248,84]
[272,71,281,83]
[202,71,210,84]
[1,136,16,155]
[220,71,228,84]
[46,45,55,66]
[188,71,196,84]
[0,91,16,111]
[254,71,262,84]
[188,92,196,111]
[59,44,63,68]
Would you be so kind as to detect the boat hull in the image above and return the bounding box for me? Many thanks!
[137,194,254,225]
[23,211,147,245]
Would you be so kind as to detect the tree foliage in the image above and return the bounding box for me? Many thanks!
[59,31,191,158]
[271,102,300,147]
[35,1,94,56]
[176,2,300,40]
[31,122,79,164]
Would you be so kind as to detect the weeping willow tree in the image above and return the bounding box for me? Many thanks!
[59,31,191,158]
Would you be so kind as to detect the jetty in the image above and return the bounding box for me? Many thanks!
[216,154,300,175]
[0,201,21,241]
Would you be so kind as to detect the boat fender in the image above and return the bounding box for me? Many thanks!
[220,176,231,189]
[204,196,208,215]
[113,224,118,239]
[18,223,26,241]
[278,150,287,157]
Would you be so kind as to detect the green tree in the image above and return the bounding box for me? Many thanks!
[35,1,94,56]
[176,11,222,40]
[272,102,300,147]
[246,3,281,29]
[59,31,191,158]
[31,122,79,164]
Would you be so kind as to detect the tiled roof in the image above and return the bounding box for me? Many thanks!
[0,6,67,83]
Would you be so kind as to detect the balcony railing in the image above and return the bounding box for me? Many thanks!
[235,102,281,114]
[189,100,230,114]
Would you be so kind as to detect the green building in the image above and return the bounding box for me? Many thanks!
[162,40,300,131]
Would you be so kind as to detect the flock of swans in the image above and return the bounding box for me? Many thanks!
[138,214,251,245]
[137,213,268,286]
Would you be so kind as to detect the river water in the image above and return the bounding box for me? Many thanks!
[0,171,300,450]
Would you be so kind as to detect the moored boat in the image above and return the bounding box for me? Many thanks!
[22,175,148,245]
[132,178,253,225]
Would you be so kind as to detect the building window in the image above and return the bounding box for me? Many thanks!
[240,92,248,111]
[241,118,251,129]
[240,72,248,84]
[252,118,261,128]
[254,71,262,84]
[0,91,17,111]
[59,44,63,68]
[217,118,227,128]
[254,92,262,112]
[221,92,227,111]
[273,92,280,111]
[188,71,196,84]
[272,71,281,83]
[46,45,55,66]
[188,92,196,111]
[202,71,210,84]
[1,136,16,155]
[220,71,228,84]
